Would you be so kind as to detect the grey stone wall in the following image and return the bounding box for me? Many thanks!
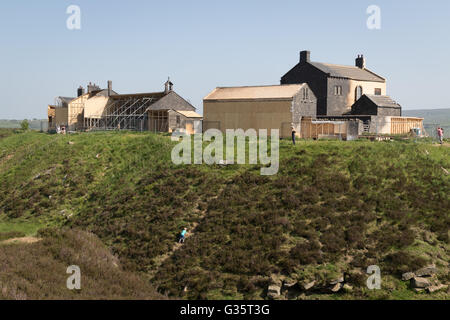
[327,78,352,116]
[281,63,328,115]
[377,107,401,116]
[291,85,317,123]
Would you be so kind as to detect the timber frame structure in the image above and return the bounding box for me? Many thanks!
[84,93,164,131]
[49,79,201,133]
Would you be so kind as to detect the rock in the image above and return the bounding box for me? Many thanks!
[267,284,281,299]
[283,278,297,289]
[414,288,425,293]
[415,265,437,277]
[330,283,343,293]
[410,277,431,289]
[302,281,316,291]
[330,276,344,285]
[342,284,353,292]
[269,274,283,286]
[427,284,448,293]
[68,141,74,145]
[297,293,307,300]
[402,272,415,281]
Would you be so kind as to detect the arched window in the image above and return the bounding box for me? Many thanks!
[355,86,363,102]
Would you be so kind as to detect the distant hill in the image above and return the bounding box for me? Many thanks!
[403,109,450,137]
[403,108,450,125]
[0,119,47,130]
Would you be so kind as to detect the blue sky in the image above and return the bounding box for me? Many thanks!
[0,0,449,119]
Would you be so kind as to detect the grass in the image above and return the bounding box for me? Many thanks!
[0,220,44,236]
[0,130,448,300]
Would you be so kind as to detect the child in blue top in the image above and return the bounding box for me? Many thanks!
[179,228,187,243]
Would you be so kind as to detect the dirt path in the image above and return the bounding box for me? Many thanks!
[148,191,222,279]
[0,236,42,245]
[431,143,450,147]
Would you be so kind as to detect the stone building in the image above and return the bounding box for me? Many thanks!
[281,51,386,116]
[349,94,401,116]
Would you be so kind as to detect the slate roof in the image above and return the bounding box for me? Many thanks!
[58,97,76,104]
[204,84,306,101]
[110,91,166,100]
[364,94,401,108]
[309,62,385,82]
[147,91,196,111]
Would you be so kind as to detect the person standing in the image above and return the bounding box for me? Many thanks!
[179,228,187,243]
[291,126,296,145]
[437,127,444,144]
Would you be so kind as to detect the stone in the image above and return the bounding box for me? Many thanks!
[297,293,307,300]
[302,281,316,291]
[330,283,343,293]
[415,265,437,277]
[283,278,297,288]
[402,272,415,281]
[343,284,353,292]
[68,141,74,145]
[427,284,448,293]
[267,284,281,299]
[269,274,283,286]
[410,277,431,289]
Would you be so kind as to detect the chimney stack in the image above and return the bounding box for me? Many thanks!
[164,77,173,94]
[77,86,85,97]
[107,80,112,96]
[355,54,366,69]
[87,82,100,93]
[300,50,311,63]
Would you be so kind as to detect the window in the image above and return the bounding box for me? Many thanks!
[176,115,181,126]
[355,86,363,102]
[302,88,309,100]
[334,86,342,96]
[374,88,382,95]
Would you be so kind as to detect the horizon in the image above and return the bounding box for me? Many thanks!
[1,1,449,119]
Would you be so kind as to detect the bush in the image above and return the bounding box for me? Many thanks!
[20,119,29,131]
